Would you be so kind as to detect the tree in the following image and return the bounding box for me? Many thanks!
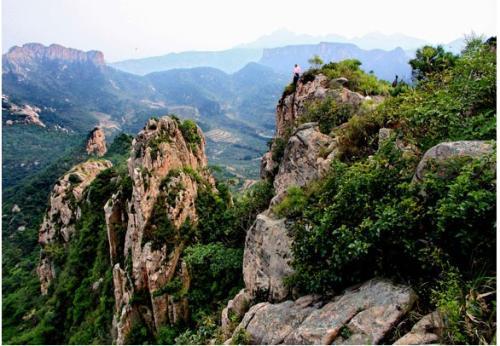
[409,45,457,81]
[308,55,324,69]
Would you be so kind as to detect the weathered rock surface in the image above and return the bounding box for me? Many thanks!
[2,94,45,127]
[86,127,107,156]
[271,122,335,205]
[108,116,215,344]
[229,279,417,345]
[243,213,294,302]
[394,311,444,345]
[414,140,494,182]
[37,159,112,294]
[3,43,105,76]
[221,289,252,332]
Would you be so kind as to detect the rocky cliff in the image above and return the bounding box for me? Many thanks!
[37,159,112,294]
[221,72,484,345]
[3,43,105,75]
[104,117,216,343]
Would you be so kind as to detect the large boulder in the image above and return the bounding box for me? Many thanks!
[243,213,294,302]
[229,279,417,345]
[414,141,494,182]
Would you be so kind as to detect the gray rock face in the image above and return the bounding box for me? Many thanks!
[108,116,215,344]
[414,141,494,182]
[37,159,113,294]
[243,213,294,302]
[230,279,417,345]
[271,122,335,205]
[394,311,444,345]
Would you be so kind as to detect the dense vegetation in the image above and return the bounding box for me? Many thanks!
[273,38,496,344]
[137,178,273,345]
[2,134,132,344]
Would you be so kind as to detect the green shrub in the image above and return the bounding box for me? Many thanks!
[179,119,201,151]
[271,137,287,163]
[287,147,496,295]
[282,83,296,97]
[320,59,391,96]
[232,328,251,345]
[272,186,307,218]
[156,325,180,344]
[301,97,356,134]
[184,243,243,313]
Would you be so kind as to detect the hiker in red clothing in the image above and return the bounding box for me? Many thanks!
[293,64,302,85]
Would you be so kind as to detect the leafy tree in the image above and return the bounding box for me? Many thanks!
[409,45,458,81]
[308,55,324,69]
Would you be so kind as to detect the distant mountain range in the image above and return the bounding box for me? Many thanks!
[110,30,467,77]
[237,29,429,51]
[3,43,288,187]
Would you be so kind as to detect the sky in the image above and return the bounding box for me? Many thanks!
[2,0,497,62]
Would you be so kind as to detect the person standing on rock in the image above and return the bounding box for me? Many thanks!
[293,64,302,85]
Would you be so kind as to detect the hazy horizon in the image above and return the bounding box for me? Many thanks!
[3,0,497,62]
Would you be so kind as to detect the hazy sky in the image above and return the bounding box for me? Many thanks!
[3,0,497,62]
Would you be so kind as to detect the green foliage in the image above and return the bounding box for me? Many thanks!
[272,186,307,218]
[153,278,183,298]
[409,45,458,81]
[104,133,133,167]
[179,119,202,151]
[282,83,296,97]
[308,55,324,69]
[148,132,172,160]
[288,146,496,295]
[301,96,356,134]
[232,327,251,345]
[195,180,273,246]
[142,197,177,251]
[432,270,496,344]
[271,137,287,163]
[334,38,496,161]
[184,243,243,312]
[156,325,180,344]
[125,317,154,345]
[320,59,391,95]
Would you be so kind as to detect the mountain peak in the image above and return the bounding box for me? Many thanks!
[5,43,105,67]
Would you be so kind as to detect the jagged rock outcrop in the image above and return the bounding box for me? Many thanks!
[262,74,366,181]
[228,279,417,345]
[86,127,107,156]
[37,159,112,294]
[2,94,45,127]
[107,116,215,344]
[414,140,494,182]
